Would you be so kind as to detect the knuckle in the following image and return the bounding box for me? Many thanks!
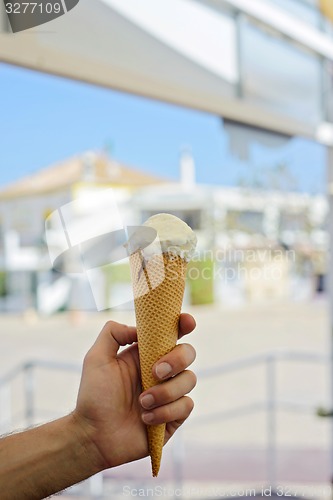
[186,370,197,389]
[181,343,196,364]
[163,343,196,372]
[83,348,94,367]
[184,396,194,415]
[164,404,174,422]
[154,384,170,405]
[160,384,173,403]
[168,347,183,366]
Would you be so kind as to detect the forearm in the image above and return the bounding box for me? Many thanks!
[0,414,103,500]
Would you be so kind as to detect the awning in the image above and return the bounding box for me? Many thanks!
[1,0,333,141]
[1,0,330,139]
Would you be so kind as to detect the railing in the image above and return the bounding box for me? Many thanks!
[0,351,331,498]
[184,350,331,491]
[0,360,81,431]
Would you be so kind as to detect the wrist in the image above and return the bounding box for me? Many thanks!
[69,411,109,473]
[0,414,106,500]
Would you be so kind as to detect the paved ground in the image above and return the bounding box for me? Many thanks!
[0,298,332,498]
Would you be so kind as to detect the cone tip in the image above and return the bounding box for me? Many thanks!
[151,459,160,477]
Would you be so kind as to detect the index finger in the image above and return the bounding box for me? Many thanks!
[178,313,196,339]
[92,321,138,362]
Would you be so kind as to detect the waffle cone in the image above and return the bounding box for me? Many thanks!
[129,251,187,477]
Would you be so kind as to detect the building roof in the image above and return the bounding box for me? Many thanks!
[0,152,168,200]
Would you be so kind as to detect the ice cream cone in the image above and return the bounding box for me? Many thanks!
[130,250,187,477]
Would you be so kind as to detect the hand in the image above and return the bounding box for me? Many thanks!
[73,314,196,471]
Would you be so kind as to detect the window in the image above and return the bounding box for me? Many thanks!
[268,0,323,29]
[241,19,322,124]
[279,212,310,232]
[226,210,264,234]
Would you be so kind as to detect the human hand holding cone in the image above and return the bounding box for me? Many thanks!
[128,214,197,477]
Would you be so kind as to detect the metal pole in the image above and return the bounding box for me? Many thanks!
[0,384,11,434]
[24,363,35,427]
[327,145,333,490]
[88,472,104,499]
[266,355,277,490]
[172,427,184,500]
[235,10,245,99]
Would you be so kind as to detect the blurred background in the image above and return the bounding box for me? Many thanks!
[1,0,333,498]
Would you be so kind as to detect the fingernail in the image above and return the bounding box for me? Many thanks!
[155,362,172,379]
[142,412,154,424]
[140,394,155,409]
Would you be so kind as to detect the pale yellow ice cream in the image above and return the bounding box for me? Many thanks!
[127,213,197,262]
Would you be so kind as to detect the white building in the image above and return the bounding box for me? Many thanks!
[0,151,166,312]
[0,148,329,312]
[130,152,328,305]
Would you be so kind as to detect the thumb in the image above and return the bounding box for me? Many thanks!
[91,320,137,361]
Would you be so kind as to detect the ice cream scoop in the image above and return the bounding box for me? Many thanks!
[127,213,197,262]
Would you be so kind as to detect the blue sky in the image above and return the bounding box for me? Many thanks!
[0,62,327,193]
